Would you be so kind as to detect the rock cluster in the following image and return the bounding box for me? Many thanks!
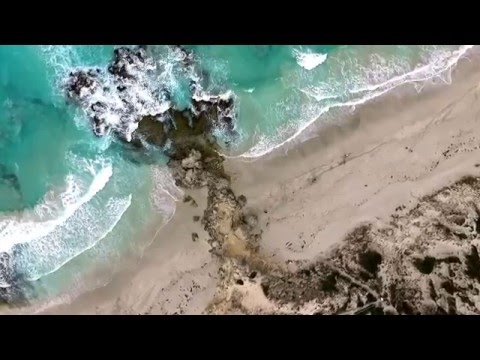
[0,252,30,306]
[66,45,237,147]
[168,149,208,188]
[202,177,260,257]
[66,46,168,141]
[66,45,267,312]
[167,144,260,260]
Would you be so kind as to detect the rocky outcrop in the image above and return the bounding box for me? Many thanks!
[166,142,260,261]
[191,90,236,136]
[66,45,237,146]
[0,252,30,306]
[66,47,169,141]
[108,47,148,79]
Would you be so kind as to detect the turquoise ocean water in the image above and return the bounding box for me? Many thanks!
[0,45,473,303]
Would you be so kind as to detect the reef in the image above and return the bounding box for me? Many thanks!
[66,46,237,147]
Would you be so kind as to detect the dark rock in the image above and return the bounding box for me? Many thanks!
[398,301,415,315]
[359,250,382,275]
[439,256,461,264]
[237,195,247,208]
[66,70,97,98]
[249,271,257,279]
[130,115,167,148]
[447,296,457,315]
[66,45,239,158]
[261,282,270,297]
[173,45,194,67]
[300,269,311,277]
[458,293,475,307]
[414,256,436,274]
[428,279,437,301]
[441,280,455,295]
[321,273,337,292]
[191,232,199,242]
[465,245,480,280]
[193,216,201,222]
[190,91,237,136]
[436,306,448,315]
[108,47,145,79]
[369,306,385,315]
[236,279,244,285]
[0,252,31,305]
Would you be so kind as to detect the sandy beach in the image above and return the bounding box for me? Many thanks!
[9,46,480,315]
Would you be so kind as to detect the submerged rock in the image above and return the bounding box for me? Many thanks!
[108,47,148,79]
[0,252,31,306]
[67,70,98,98]
[191,90,236,136]
[0,164,21,195]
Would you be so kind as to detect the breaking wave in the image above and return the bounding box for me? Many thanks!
[236,45,474,159]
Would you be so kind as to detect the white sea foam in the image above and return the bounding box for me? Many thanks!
[192,88,234,103]
[151,166,184,203]
[65,46,210,142]
[293,49,328,70]
[21,194,132,281]
[0,46,188,292]
[0,157,112,253]
[235,45,474,159]
[69,59,172,141]
[38,45,84,103]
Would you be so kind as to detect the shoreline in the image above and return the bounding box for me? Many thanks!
[5,46,480,314]
[231,45,474,159]
[227,48,480,264]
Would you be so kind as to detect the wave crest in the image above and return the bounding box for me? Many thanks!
[293,49,328,70]
[0,156,112,253]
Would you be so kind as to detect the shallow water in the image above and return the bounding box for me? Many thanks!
[0,44,472,302]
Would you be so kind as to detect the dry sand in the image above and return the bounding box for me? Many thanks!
[12,46,480,315]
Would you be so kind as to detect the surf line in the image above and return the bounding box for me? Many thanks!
[220,45,475,161]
